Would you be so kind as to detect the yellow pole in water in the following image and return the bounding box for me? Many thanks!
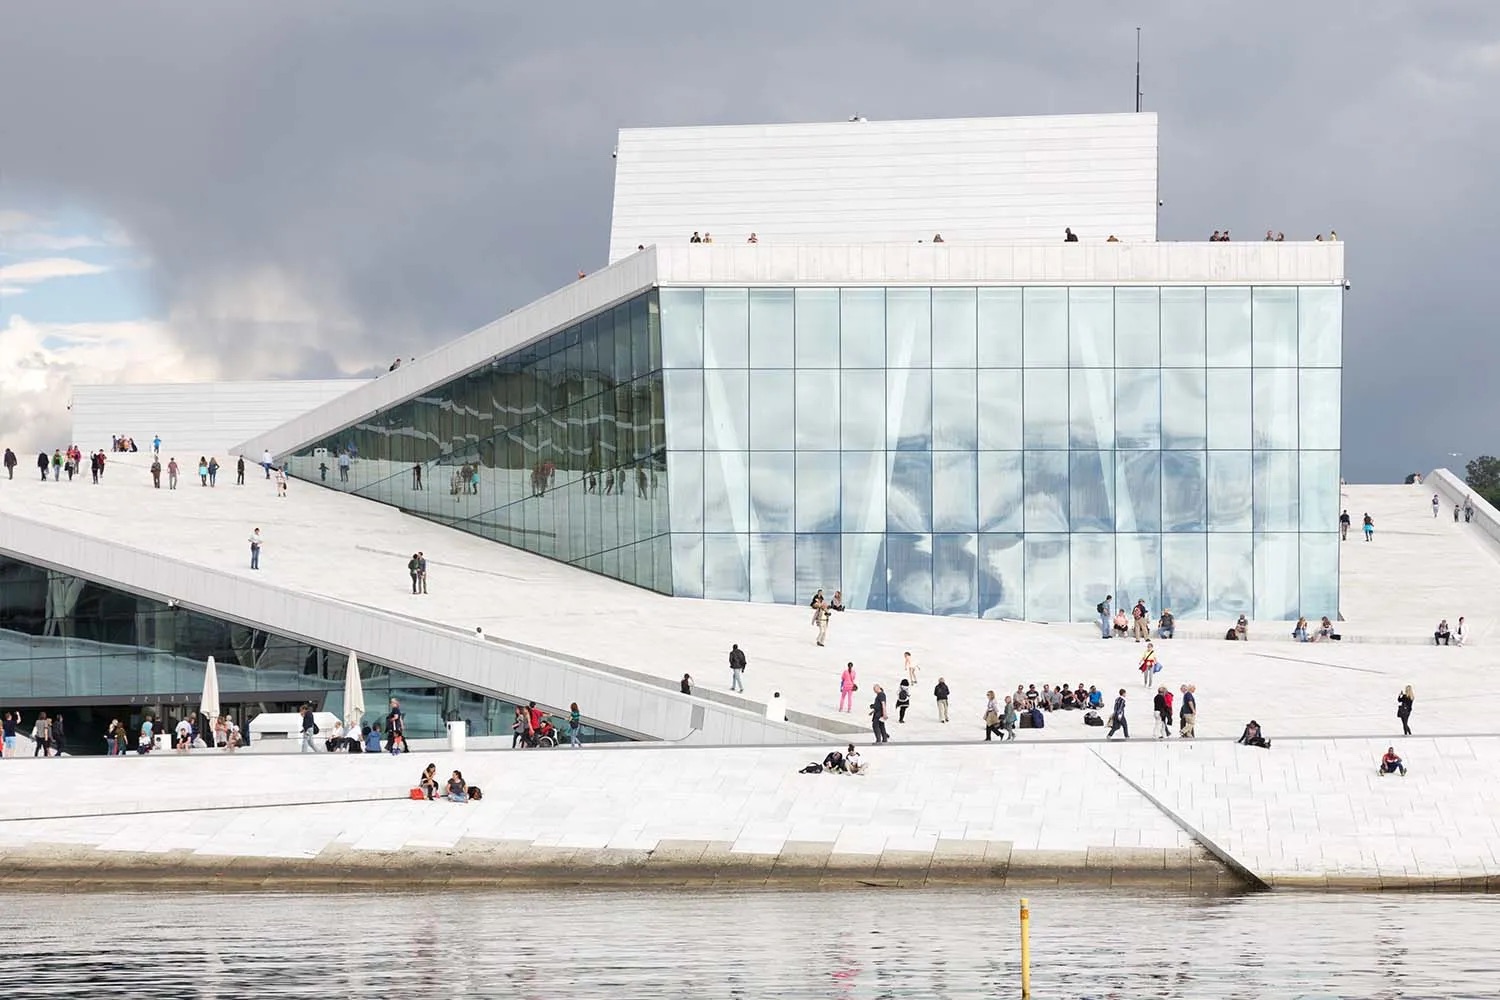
[1019,897,1031,998]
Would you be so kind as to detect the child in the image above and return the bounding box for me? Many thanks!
[895,680,911,723]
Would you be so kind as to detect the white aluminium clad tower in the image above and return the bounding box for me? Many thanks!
[608,112,1160,262]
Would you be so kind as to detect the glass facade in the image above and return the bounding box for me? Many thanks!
[661,284,1342,622]
[0,553,630,752]
[289,290,669,592]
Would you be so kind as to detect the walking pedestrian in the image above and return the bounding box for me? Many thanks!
[1432,493,1440,518]
[569,703,582,748]
[1363,513,1374,541]
[1339,509,1351,541]
[168,457,179,489]
[385,699,405,754]
[870,684,890,743]
[31,713,52,757]
[838,662,856,712]
[236,455,245,485]
[1106,689,1129,739]
[1454,503,1461,523]
[152,434,161,455]
[3,447,15,479]
[729,643,747,692]
[814,603,831,646]
[1139,641,1158,686]
[1002,695,1019,741]
[511,706,525,748]
[151,457,162,488]
[1179,684,1197,738]
[934,677,950,722]
[248,528,263,570]
[50,713,65,756]
[1097,594,1113,638]
[984,690,1002,741]
[1397,684,1414,736]
[262,449,273,479]
[903,651,919,683]
[37,451,49,481]
[299,704,318,753]
[895,679,911,723]
[275,467,288,497]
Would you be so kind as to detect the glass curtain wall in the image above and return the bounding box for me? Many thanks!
[288,290,670,593]
[0,553,630,749]
[661,284,1342,622]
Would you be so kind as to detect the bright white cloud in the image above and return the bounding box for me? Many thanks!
[0,256,110,284]
[0,285,25,297]
[7,232,103,252]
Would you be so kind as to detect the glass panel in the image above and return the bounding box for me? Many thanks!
[795,451,840,533]
[1252,286,1298,368]
[671,532,704,598]
[979,451,1024,532]
[1208,451,1253,531]
[887,287,931,368]
[1161,533,1207,620]
[1115,286,1160,368]
[840,370,885,451]
[1117,451,1162,533]
[1022,369,1068,449]
[932,287,977,368]
[1023,451,1069,532]
[840,288,886,368]
[1300,451,1340,533]
[1206,287,1251,366]
[1252,370,1298,450]
[887,533,933,615]
[1069,369,1114,450]
[840,452,885,534]
[1253,450,1299,531]
[838,533,883,611]
[977,287,1023,366]
[703,534,750,601]
[1254,532,1300,620]
[1070,533,1115,623]
[977,370,1022,450]
[1069,451,1114,532]
[1162,451,1207,532]
[887,368,932,451]
[1161,286,1206,367]
[749,533,795,604]
[703,288,749,368]
[749,370,795,451]
[1299,370,1342,451]
[1115,369,1161,450]
[886,452,933,533]
[1299,286,1343,368]
[1116,533,1161,620]
[748,288,795,369]
[1300,533,1339,620]
[794,288,840,368]
[979,533,1025,619]
[933,533,979,617]
[932,369,977,451]
[659,288,704,369]
[794,371,839,451]
[1024,533,1070,621]
[933,451,978,532]
[1207,533,1253,620]
[797,534,843,608]
[1023,287,1067,367]
[662,371,703,451]
[703,451,748,533]
[748,451,794,533]
[702,370,749,451]
[1068,287,1113,368]
[1161,369,1207,450]
[1206,370,1251,450]
[666,450,703,532]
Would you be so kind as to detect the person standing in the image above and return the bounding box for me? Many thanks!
[1139,641,1158,686]
[680,673,693,695]
[275,467,288,497]
[895,680,911,723]
[52,450,62,481]
[1152,687,1171,739]
[1001,695,1019,741]
[248,528,263,570]
[3,447,15,479]
[814,602,832,646]
[1098,594,1113,638]
[412,464,423,490]
[417,552,428,594]
[1432,493,1440,518]
[1454,503,1461,523]
[32,712,52,757]
[150,457,162,488]
[903,651,919,683]
[236,455,245,485]
[37,451,49,481]
[1363,513,1374,541]
[408,553,421,594]
[338,450,351,483]
[728,643,747,692]
[262,448,274,479]
[208,457,220,487]
[168,457,179,490]
[385,699,405,754]
[870,684,890,743]
[90,450,101,484]
[299,704,318,753]
[933,677,950,723]
[1179,684,1197,739]
[1106,689,1129,739]
[198,456,208,486]
[2,711,16,757]
[568,703,582,749]
[838,662,856,713]
[1397,685,1414,736]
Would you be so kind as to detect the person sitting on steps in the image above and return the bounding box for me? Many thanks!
[1379,746,1407,776]
[1236,720,1271,749]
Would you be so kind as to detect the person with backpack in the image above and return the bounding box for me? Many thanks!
[933,677,950,723]
[408,553,421,594]
[895,680,911,723]
[299,704,319,753]
[1106,689,1129,739]
[1097,594,1113,638]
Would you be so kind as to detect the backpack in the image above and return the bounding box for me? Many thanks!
[1096,601,1106,614]
[1029,707,1045,729]
[799,762,824,774]
[1084,711,1104,726]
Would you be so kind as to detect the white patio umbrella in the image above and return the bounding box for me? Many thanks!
[200,655,222,722]
[343,651,366,729]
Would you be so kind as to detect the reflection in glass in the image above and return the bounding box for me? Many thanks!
[978,287,1023,367]
[1299,451,1340,532]
[1023,370,1068,449]
[886,452,933,533]
[1161,533,1207,619]
[1207,533,1253,619]
[1070,532,1115,622]
[703,533,751,601]
[794,371,839,450]
[1206,370,1251,450]
[840,370,885,451]
[1069,287,1114,368]
[748,288,795,369]
[703,451,749,533]
[796,534,842,606]
[979,452,1024,532]
[1252,370,1298,450]
[659,288,704,368]
[887,533,934,615]
[1162,451,1207,532]
[1251,286,1298,368]
[933,533,978,617]
[671,532,704,598]
[795,451,840,532]
[1116,533,1161,619]
[1117,451,1162,533]
[1299,286,1343,367]
[1116,369,1161,450]
[1024,451,1069,532]
[977,370,1022,450]
[1161,370,1207,450]
[932,369,977,451]
[1023,287,1068,367]
[795,288,840,368]
[749,370,795,451]
[1300,533,1339,618]
[886,287,932,368]
[666,451,704,532]
[1253,532,1300,619]
[1024,533,1070,621]
[749,451,795,533]
[840,288,886,368]
[1206,287,1251,366]
[1070,450,1114,532]
[1299,370,1341,451]
[932,287,977,368]
[886,368,933,451]
[839,533,883,611]
[840,452,886,534]
[933,451,978,532]
[1208,451,1252,531]
[979,533,1025,619]
[1070,369,1114,450]
[749,533,795,604]
[1115,286,1161,368]
[1253,451,1299,531]
[1161,287,1206,367]
[663,370,704,451]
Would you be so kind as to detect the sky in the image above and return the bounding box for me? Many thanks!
[1,1,1497,480]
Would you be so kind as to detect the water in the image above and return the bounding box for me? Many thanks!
[0,888,1494,997]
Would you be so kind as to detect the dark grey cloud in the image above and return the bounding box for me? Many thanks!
[2,0,1497,477]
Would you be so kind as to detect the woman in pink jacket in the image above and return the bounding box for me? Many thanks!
[838,662,857,713]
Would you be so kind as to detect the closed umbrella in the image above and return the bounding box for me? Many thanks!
[343,651,365,729]
[199,655,221,722]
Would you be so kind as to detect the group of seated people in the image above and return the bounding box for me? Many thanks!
[1434,618,1464,646]
[418,763,482,801]
[1292,616,1337,642]
[325,721,392,753]
[110,436,139,452]
[819,745,865,774]
[1013,683,1105,713]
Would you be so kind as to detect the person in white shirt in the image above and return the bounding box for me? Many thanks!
[261,449,273,479]
[174,718,193,751]
[275,468,288,498]
[325,721,346,753]
[249,528,263,570]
